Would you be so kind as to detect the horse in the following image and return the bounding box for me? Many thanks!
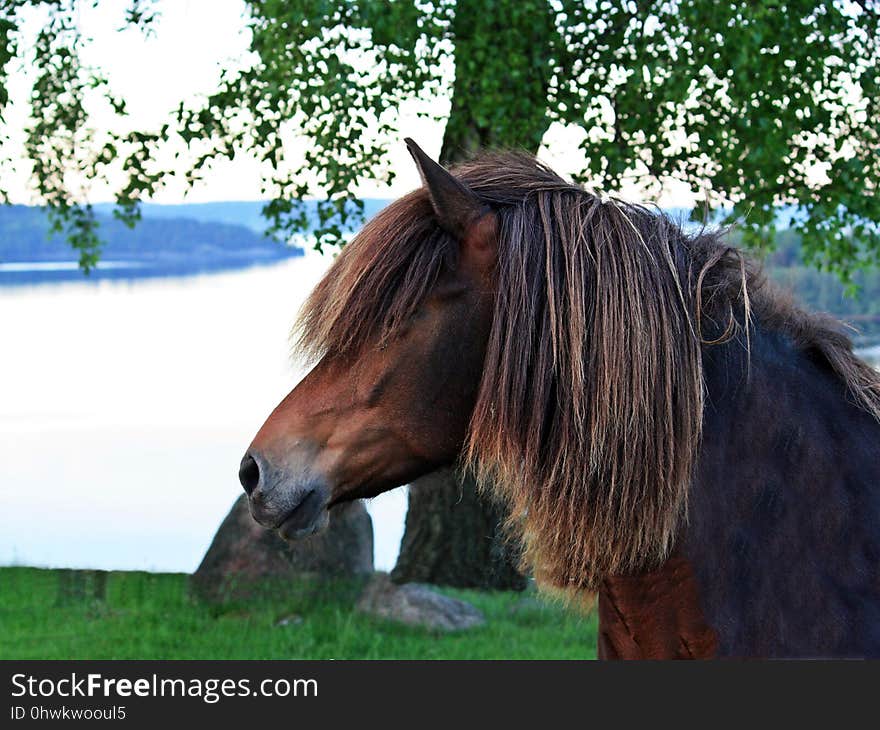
[239,139,880,658]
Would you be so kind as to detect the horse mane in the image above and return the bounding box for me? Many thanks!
[296,150,880,591]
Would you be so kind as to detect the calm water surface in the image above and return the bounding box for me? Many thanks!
[0,256,406,572]
[2,258,877,573]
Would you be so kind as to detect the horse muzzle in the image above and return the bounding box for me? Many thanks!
[238,450,331,539]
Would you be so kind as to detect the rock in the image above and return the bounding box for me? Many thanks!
[191,495,373,601]
[391,468,527,590]
[356,572,485,631]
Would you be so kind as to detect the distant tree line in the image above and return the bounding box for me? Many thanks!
[0,205,303,263]
[747,228,880,343]
[2,199,875,341]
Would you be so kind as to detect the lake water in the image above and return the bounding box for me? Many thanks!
[862,346,880,368]
[2,258,878,575]
[0,255,407,573]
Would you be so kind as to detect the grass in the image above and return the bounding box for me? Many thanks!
[0,567,597,660]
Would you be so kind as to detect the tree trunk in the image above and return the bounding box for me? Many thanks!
[438,0,556,164]
[391,0,556,589]
[391,470,526,590]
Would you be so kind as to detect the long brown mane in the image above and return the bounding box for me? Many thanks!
[296,151,880,591]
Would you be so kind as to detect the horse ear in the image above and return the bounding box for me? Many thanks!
[404,138,488,240]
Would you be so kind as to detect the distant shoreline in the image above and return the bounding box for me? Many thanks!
[0,253,303,288]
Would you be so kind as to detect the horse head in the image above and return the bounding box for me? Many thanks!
[240,140,497,539]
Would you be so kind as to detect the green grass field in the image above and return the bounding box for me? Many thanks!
[0,568,597,660]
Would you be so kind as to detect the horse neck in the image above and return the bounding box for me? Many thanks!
[681,319,880,657]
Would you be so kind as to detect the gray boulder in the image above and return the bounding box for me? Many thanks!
[356,572,485,631]
[191,495,373,601]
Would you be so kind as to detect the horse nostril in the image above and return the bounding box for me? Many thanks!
[239,453,260,495]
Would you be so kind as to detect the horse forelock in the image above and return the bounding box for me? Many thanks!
[293,191,457,362]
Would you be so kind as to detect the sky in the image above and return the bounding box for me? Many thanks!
[1,0,696,208]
